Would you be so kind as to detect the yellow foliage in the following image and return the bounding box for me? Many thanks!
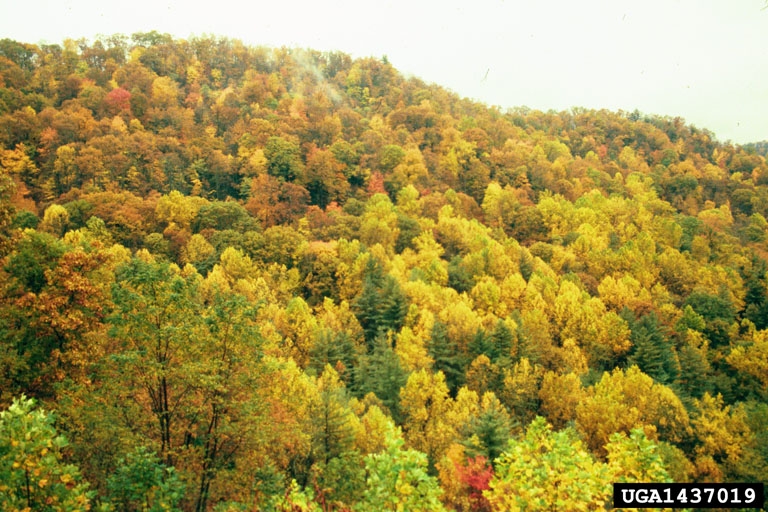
[501,358,544,424]
[394,326,433,371]
[182,233,214,265]
[465,355,500,398]
[726,329,768,389]
[575,366,691,456]
[400,370,457,463]
[691,393,752,466]
[355,404,395,455]
[539,371,586,429]
[436,443,472,512]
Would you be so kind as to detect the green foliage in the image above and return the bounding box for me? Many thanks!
[625,312,680,384]
[353,335,408,423]
[106,446,184,511]
[429,321,467,394]
[0,396,93,511]
[11,210,39,230]
[605,428,671,483]
[265,136,304,182]
[193,201,258,233]
[489,319,514,367]
[461,394,513,467]
[308,329,357,384]
[353,257,408,348]
[355,428,446,512]
[5,230,66,293]
[447,255,475,293]
[0,168,16,256]
[486,417,611,511]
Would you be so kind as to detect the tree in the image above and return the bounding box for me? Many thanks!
[106,446,185,512]
[265,135,304,182]
[355,427,446,512]
[575,366,691,456]
[500,358,543,425]
[0,396,93,511]
[0,167,16,257]
[538,371,586,429]
[485,417,611,512]
[192,200,258,233]
[462,392,513,467]
[605,428,671,484]
[2,238,107,400]
[625,312,680,385]
[726,328,768,396]
[310,366,357,467]
[400,369,456,469]
[107,258,263,510]
[353,335,408,423]
[690,393,752,480]
[352,257,408,348]
[489,319,514,366]
[304,146,349,208]
[428,320,467,394]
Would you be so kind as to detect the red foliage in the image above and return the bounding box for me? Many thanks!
[104,87,132,115]
[367,171,386,196]
[455,456,493,512]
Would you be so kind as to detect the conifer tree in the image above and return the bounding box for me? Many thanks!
[429,320,466,395]
[490,319,514,367]
[468,328,493,360]
[626,312,680,384]
[353,257,408,349]
[462,393,513,467]
[353,335,408,423]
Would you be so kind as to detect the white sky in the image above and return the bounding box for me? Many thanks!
[1,0,767,144]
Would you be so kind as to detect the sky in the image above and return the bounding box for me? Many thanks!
[1,0,767,144]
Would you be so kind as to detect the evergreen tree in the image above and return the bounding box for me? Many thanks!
[447,255,475,293]
[626,313,680,385]
[468,328,493,360]
[428,321,466,395]
[462,394,513,467]
[308,329,358,385]
[676,343,713,399]
[490,319,514,367]
[353,335,408,423]
[353,257,408,349]
[742,257,768,330]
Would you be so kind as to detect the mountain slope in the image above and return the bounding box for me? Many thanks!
[0,33,767,510]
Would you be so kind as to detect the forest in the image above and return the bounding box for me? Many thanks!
[0,32,767,511]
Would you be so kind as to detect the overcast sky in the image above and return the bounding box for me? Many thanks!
[1,0,767,143]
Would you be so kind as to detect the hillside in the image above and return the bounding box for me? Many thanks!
[0,33,767,511]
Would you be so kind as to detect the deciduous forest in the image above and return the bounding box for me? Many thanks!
[0,33,767,511]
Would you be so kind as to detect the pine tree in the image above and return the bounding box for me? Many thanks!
[490,319,514,367]
[462,393,513,467]
[468,328,493,360]
[308,329,358,385]
[429,321,466,395]
[353,257,408,349]
[353,335,408,423]
[627,312,680,385]
[310,367,357,466]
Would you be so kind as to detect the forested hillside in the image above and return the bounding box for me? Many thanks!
[1,33,767,511]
